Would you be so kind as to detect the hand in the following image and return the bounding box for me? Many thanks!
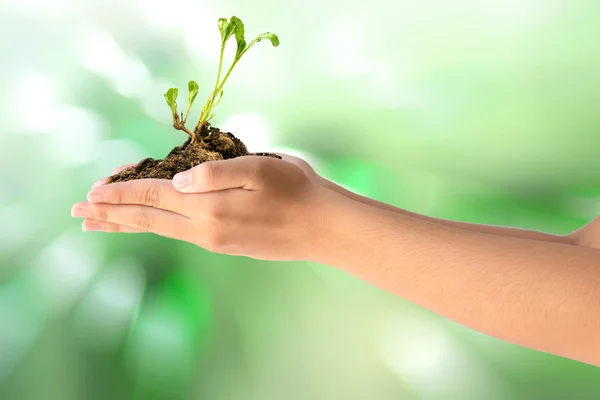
[277,154,320,181]
[72,155,331,261]
[92,154,324,188]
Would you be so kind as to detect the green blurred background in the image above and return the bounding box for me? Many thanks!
[1,0,600,399]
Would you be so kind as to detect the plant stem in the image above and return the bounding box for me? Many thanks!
[181,125,195,141]
[195,39,258,131]
[183,104,192,124]
[173,112,197,144]
[215,60,237,95]
[213,42,255,94]
[198,54,243,127]
[175,123,196,144]
[198,44,226,131]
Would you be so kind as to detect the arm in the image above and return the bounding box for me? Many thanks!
[83,156,600,366]
[318,176,576,245]
[282,155,576,245]
[313,188,600,366]
[101,156,585,246]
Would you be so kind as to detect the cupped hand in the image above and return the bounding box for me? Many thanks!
[92,153,322,187]
[72,155,332,261]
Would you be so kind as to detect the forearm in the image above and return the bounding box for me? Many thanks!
[319,177,573,245]
[313,189,600,366]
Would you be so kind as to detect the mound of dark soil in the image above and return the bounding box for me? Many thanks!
[107,123,280,184]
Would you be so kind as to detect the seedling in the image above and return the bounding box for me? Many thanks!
[107,16,281,184]
[164,16,279,144]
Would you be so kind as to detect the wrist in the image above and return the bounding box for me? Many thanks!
[302,184,343,263]
[303,184,375,265]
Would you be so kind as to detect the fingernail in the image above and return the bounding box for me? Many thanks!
[87,191,104,203]
[173,171,192,191]
[71,204,91,218]
[83,221,103,232]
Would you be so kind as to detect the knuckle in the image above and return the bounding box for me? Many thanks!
[140,186,162,208]
[201,163,219,188]
[92,205,109,221]
[134,209,154,231]
[105,188,124,204]
[100,185,123,204]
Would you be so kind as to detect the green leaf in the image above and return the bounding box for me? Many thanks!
[188,80,199,105]
[218,17,235,45]
[255,32,280,47]
[230,16,247,59]
[231,16,245,40]
[164,88,178,115]
[218,18,227,32]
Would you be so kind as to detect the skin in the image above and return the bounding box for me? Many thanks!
[73,154,600,366]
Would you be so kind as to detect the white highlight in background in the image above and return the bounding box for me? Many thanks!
[73,258,146,352]
[318,14,374,78]
[5,0,74,17]
[76,26,177,124]
[77,27,153,99]
[380,312,509,399]
[381,313,451,379]
[13,71,109,167]
[32,231,103,313]
[184,11,221,63]
[15,70,59,133]
[0,231,103,382]
[478,0,557,36]
[139,0,221,63]
[141,80,179,124]
[221,113,271,151]
[91,139,146,179]
[139,0,201,29]
[316,13,421,109]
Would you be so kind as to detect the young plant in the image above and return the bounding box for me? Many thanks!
[164,16,279,144]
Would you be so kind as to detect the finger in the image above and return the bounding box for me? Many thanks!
[72,202,192,241]
[172,156,274,193]
[92,163,138,188]
[87,179,194,215]
[92,178,108,188]
[82,218,147,233]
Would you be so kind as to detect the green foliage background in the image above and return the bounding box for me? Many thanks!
[1,0,599,399]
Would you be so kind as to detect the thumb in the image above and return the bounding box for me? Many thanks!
[172,156,264,193]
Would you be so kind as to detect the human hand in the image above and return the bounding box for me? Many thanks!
[92,154,322,187]
[72,155,333,261]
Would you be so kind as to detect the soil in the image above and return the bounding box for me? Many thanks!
[107,123,281,184]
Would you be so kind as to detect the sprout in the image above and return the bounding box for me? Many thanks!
[186,80,199,123]
[164,88,179,120]
[163,16,279,144]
